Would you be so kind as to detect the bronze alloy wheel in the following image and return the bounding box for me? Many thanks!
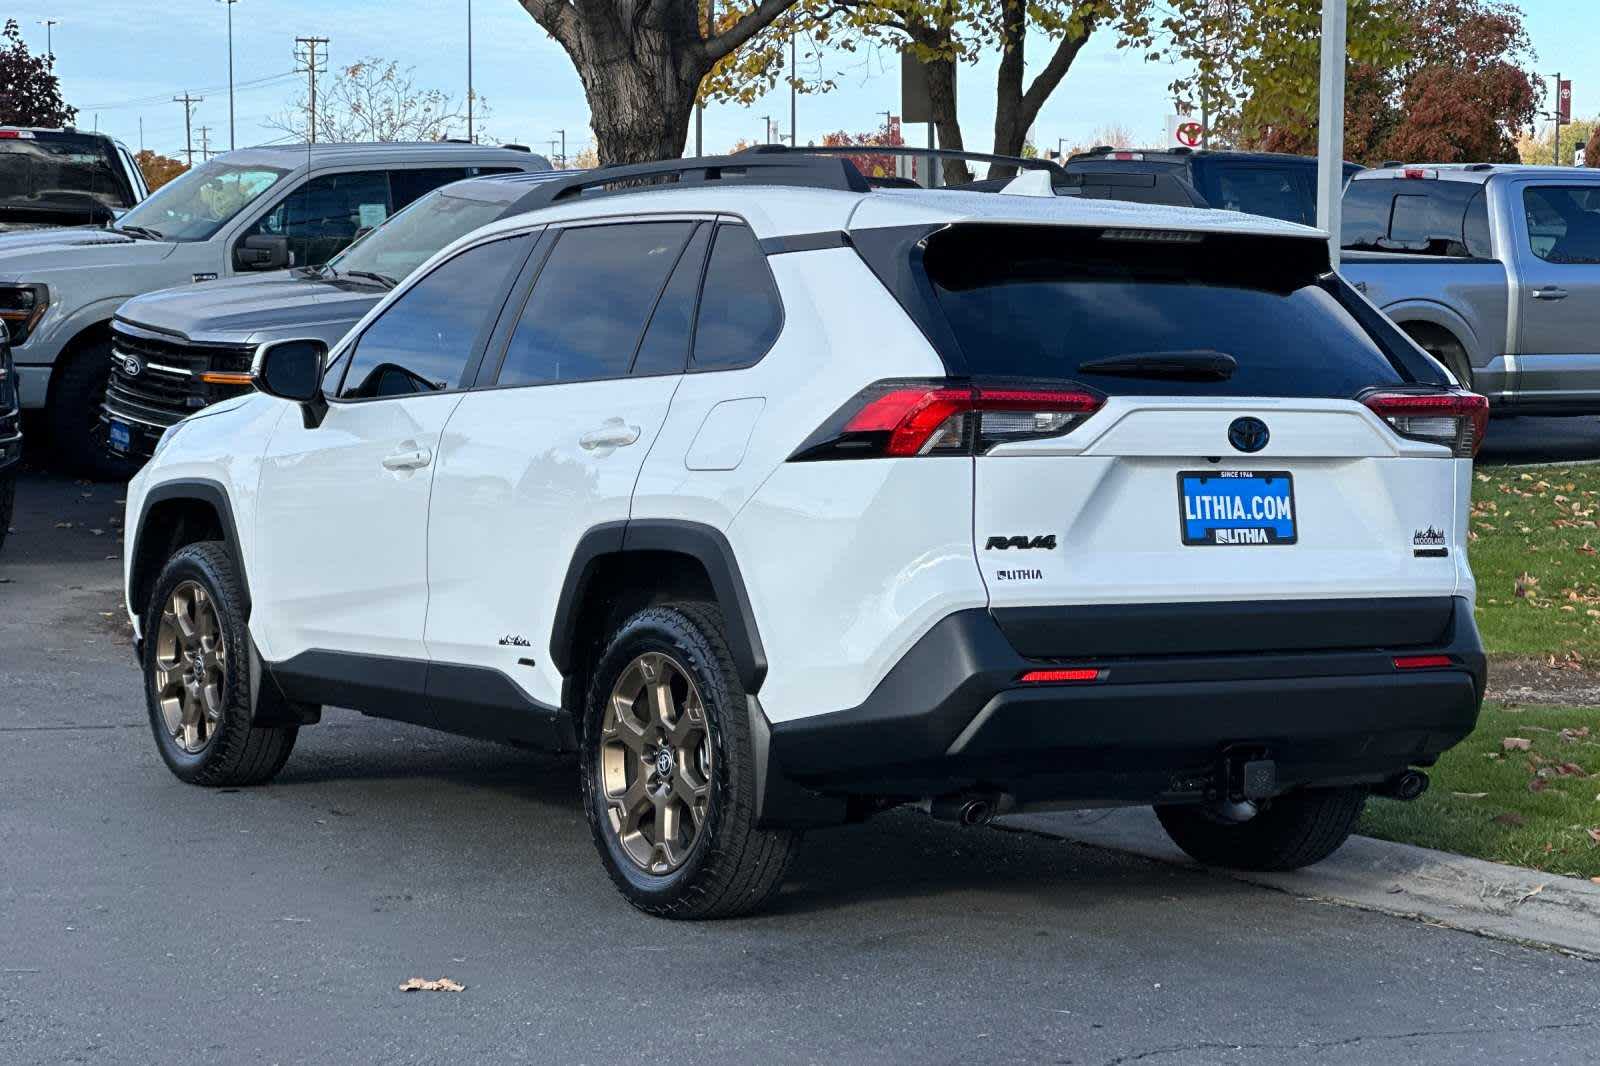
[153,580,228,755]
[598,651,715,875]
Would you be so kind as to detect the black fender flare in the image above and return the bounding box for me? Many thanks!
[130,478,251,618]
[550,519,768,693]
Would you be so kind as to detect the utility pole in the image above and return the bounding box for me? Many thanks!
[466,0,475,143]
[198,126,213,160]
[173,92,203,167]
[37,18,57,60]
[294,36,329,144]
[219,0,239,150]
[553,129,566,168]
[762,115,774,144]
[1314,0,1347,268]
[695,0,716,156]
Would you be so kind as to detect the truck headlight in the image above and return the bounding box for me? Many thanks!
[0,284,49,346]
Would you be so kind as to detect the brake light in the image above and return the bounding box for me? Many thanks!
[1363,390,1488,457]
[1394,655,1452,670]
[1108,152,1144,161]
[0,130,34,140]
[1019,668,1101,684]
[791,380,1104,460]
[1402,167,1435,180]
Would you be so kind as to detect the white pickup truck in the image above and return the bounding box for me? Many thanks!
[1341,164,1600,413]
[0,140,548,475]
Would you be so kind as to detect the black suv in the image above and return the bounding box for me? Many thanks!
[1064,148,1363,227]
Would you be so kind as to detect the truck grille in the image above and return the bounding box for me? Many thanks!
[103,322,255,432]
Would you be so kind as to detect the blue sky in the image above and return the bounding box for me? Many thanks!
[16,0,1600,162]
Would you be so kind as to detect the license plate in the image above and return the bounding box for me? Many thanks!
[1178,470,1296,546]
[108,420,131,454]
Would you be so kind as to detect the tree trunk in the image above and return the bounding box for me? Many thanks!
[990,3,1099,178]
[906,18,971,185]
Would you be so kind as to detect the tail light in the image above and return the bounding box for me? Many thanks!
[1019,668,1102,684]
[790,380,1104,461]
[1363,390,1488,457]
[1394,655,1452,670]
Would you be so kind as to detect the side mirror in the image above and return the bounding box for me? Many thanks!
[236,234,291,271]
[251,338,329,427]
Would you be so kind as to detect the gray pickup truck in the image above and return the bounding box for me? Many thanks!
[1341,165,1600,413]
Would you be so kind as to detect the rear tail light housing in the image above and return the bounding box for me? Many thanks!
[1018,668,1102,684]
[1394,655,1452,670]
[1363,389,1488,457]
[791,379,1104,461]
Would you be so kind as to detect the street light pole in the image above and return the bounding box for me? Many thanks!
[789,32,797,146]
[553,129,566,168]
[466,0,474,143]
[219,0,239,150]
[695,0,716,156]
[1315,0,1347,269]
[37,18,58,59]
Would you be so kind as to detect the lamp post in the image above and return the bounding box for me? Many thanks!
[219,1,239,150]
[553,128,566,168]
[1315,0,1347,268]
[466,0,475,143]
[37,18,58,59]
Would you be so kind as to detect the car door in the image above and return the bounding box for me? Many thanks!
[424,217,710,714]
[1512,181,1600,403]
[234,168,394,270]
[251,232,535,689]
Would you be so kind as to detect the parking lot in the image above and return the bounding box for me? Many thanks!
[3,420,1598,1066]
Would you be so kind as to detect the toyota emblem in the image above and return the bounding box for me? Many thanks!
[1227,416,1269,453]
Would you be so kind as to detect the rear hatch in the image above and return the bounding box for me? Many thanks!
[859,221,1479,658]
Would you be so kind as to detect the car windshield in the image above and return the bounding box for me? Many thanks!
[0,134,133,219]
[116,159,289,242]
[326,185,510,282]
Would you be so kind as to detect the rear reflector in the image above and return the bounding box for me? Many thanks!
[1019,668,1102,684]
[792,379,1104,461]
[1394,655,1452,670]
[1363,390,1489,457]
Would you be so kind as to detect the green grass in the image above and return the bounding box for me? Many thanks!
[1470,464,1600,659]
[1360,702,1600,879]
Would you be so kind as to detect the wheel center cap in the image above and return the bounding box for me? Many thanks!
[654,748,674,777]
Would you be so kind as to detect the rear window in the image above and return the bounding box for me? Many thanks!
[1342,178,1491,257]
[0,133,134,218]
[918,224,1431,398]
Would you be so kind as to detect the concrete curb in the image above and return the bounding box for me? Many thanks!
[1004,807,1600,959]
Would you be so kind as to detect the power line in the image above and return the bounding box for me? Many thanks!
[83,71,296,113]
[173,92,203,168]
[294,36,330,144]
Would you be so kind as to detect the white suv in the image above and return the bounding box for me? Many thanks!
[123,154,1488,919]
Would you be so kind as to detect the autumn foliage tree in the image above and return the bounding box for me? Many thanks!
[818,118,907,179]
[0,19,76,127]
[134,150,188,191]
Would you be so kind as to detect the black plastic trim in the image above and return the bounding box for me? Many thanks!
[131,478,251,615]
[550,519,768,693]
[759,230,851,255]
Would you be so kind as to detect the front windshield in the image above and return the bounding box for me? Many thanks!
[327,186,510,282]
[117,159,289,242]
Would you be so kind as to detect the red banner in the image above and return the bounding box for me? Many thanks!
[1558,79,1573,124]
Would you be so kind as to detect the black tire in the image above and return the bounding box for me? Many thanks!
[46,337,136,481]
[0,471,13,556]
[142,541,297,786]
[580,602,800,919]
[1155,787,1367,872]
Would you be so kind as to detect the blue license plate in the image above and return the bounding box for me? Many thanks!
[1178,471,1296,546]
[108,420,131,454]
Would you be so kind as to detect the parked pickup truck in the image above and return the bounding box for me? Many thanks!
[0,140,549,476]
[0,126,148,232]
[104,169,566,463]
[1341,165,1600,414]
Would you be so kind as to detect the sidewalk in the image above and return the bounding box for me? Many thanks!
[1007,807,1600,958]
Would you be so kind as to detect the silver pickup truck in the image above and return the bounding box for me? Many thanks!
[1341,165,1600,413]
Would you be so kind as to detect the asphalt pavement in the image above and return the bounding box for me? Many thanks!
[3,464,1598,1066]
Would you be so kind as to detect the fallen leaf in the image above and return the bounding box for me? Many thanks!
[399,977,464,993]
[1529,777,1547,793]
[1560,727,1592,742]
[1452,791,1490,799]
[1555,762,1588,777]
[1493,812,1527,827]
[1588,829,1600,846]
[1502,737,1533,751]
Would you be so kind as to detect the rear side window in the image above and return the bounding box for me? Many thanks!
[692,224,782,370]
[632,224,712,377]
[1342,179,1491,257]
[1197,164,1313,225]
[1523,185,1600,263]
[495,221,695,386]
[920,224,1425,398]
[338,235,531,399]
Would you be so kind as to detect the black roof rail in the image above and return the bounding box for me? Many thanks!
[736,142,1070,180]
[1380,160,1404,168]
[1465,162,1496,171]
[508,152,872,212]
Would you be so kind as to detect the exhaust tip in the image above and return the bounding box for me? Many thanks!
[1377,769,1430,801]
[959,799,993,827]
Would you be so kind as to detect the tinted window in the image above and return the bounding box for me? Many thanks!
[922,224,1414,398]
[1523,186,1600,264]
[243,170,392,267]
[329,186,513,284]
[1342,178,1491,257]
[338,235,530,399]
[692,224,782,370]
[632,224,711,376]
[0,133,134,219]
[389,167,468,210]
[1199,164,1312,225]
[496,222,693,387]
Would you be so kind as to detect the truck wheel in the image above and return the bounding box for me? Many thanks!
[1402,326,1473,390]
[580,602,800,919]
[142,541,297,786]
[0,471,13,555]
[1154,786,1366,871]
[46,337,137,481]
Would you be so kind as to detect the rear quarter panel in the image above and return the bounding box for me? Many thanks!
[1340,253,1509,370]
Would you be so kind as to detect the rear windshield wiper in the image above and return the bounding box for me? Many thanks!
[113,224,166,241]
[341,269,397,289]
[1077,350,1238,382]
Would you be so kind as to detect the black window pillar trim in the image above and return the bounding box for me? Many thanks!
[551,518,769,694]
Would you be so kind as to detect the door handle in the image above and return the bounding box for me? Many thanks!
[381,446,432,471]
[579,420,641,451]
[1532,286,1570,300]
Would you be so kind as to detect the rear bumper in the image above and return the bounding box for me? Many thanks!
[762,597,1484,823]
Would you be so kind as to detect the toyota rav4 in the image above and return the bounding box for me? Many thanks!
[122,153,1487,919]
